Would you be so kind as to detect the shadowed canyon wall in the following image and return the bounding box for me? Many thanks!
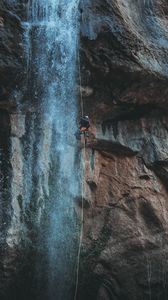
[1,0,168,300]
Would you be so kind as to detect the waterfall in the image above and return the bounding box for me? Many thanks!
[22,0,80,299]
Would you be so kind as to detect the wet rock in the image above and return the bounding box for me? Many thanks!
[77,0,168,299]
[78,151,168,299]
[1,0,168,300]
[0,1,25,102]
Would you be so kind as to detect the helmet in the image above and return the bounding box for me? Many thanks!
[84,115,89,119]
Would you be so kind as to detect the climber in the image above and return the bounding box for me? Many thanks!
[75,115,90,140]
[80,115,90,132]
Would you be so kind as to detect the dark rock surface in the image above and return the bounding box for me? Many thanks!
[77,0,168,299]
[1,0,168,300]
[0,1,25,104]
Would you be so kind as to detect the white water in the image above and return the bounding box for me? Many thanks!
[23,1,80,299]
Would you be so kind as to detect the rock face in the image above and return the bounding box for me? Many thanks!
[77,1,168,299]
[0,1,25,104]
[1,0,168,300]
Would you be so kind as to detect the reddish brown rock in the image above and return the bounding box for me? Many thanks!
[1,1,168,300]
[76,0,168,299]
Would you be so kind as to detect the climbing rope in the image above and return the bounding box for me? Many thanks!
[74,147,85,300]
[74,33,85,300]
[78,50,84,117]
[78,0,84,117]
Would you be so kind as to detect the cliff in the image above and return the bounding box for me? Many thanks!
[78,1,168,299]
[0,1,168,300]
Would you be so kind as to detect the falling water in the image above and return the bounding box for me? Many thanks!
[22,0,80,299]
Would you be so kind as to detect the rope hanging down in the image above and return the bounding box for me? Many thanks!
[74,49,85,300]
[78,50,84,117]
